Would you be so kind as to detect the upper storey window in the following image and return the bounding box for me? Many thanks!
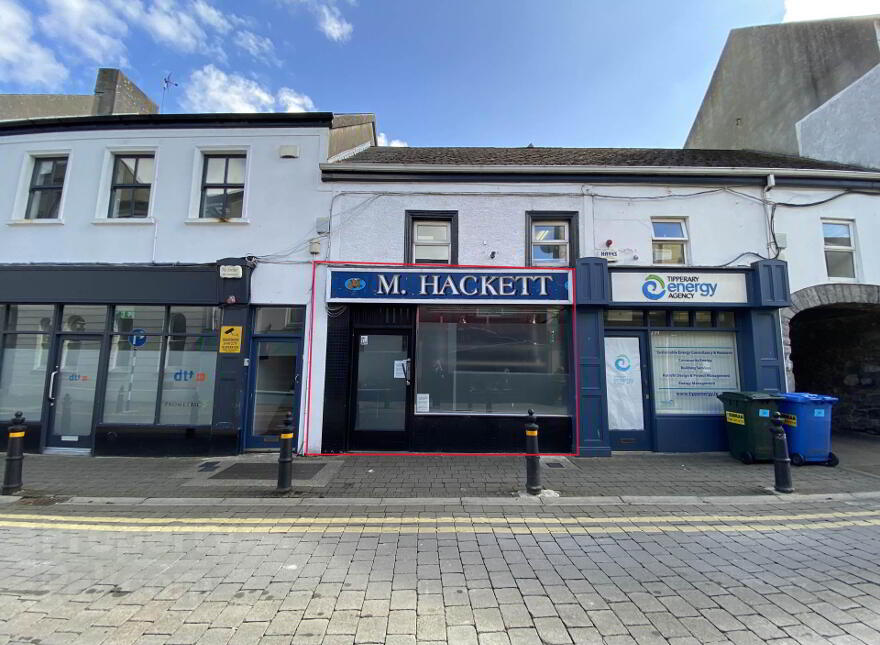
[26,157,67,220]
[652,219,688,265]
[109,155,154,219]
[200,154,246,219]
[823,220,856,279]
[527,212,577,267]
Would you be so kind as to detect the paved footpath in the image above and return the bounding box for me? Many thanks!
[2,496,880,644]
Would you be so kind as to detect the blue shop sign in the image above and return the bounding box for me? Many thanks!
[327,268,571,303]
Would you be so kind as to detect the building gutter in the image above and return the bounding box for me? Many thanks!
[320,163,880,189]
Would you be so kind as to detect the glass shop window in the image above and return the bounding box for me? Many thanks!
[415,306,571,415]
[650,330,740,415]
[159,336,218,425]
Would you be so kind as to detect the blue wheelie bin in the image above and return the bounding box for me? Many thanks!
[778,393,839,467]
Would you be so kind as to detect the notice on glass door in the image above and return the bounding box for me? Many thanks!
[416,393,430,413]
[393,360,407,379]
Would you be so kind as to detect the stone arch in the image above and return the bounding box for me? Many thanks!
[781,283,880,432]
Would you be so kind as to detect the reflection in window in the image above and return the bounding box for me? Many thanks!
[652,219,688,265]
[114,306,166,334]
[530,221,570,267]
[6,305,54,332]
[103,336,162,423]
[26,157,67,219]
[200,154,246,219]
[0,334,49,419]
[109,154,154,218]
[255,307,305,334]
[159,337,218,425]
[416,306,570,415]
[63,306,107,332]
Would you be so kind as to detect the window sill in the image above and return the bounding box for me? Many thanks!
[184,218,250,225]
[92,218,156,225]
[7,219,63,225]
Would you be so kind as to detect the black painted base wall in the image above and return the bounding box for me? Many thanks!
[94,425,237,456]
[410,415,572,453]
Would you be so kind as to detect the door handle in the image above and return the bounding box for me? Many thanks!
[48,369,59,402]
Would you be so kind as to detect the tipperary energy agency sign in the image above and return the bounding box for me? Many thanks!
[327,268,571,303]
[611,271,748,304]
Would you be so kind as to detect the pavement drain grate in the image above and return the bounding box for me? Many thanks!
[209,462,326,481]
[198,461,221,472]
[545,462,565,469]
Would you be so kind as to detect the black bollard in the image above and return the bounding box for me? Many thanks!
[525,409,542,495]
[770,412,794,494]
[3,412,26,495]
[277,411,294,494]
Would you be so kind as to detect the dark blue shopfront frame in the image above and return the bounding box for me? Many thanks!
[574,258,791,456]
[328,269,571,303]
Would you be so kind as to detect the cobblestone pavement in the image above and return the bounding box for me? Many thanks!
[6,431,880,499]
[2,498,880,644]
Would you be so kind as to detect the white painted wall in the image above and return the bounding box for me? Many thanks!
[0,126,332,305]
[797,64,880,171]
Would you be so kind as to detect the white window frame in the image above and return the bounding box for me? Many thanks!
[186,145,251,224]
[822,219,858,281]
[94,146,159,224]
[651,218,689,266]
[412,220,452,264]
[530,220,570,267]
[8,150,72,225]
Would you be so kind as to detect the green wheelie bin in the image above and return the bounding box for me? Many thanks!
[717,391,784,464]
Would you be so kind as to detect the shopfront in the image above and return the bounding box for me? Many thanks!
[320,266,576,453]
[0,259,296,456]
[576,258,791,455]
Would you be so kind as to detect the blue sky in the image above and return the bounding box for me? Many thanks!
[1,0,878,148]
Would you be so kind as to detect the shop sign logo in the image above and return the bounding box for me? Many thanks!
[642,273,719,300]
[172,370,206,382]
[614,354,631,371]
[642,274,666,300]
[345,277,367,291]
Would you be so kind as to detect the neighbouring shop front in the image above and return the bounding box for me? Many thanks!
[320,266,575,453]
[576,258,791,455]
[0,261,306,456]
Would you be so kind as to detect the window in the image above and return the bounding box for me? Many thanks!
[651,330,740,415]
[415,306,571,415]
[0,305,54,420]
[200,154,246,219]
[528,213,577,267]
[823,220,856,279]
[652,219,688,265]
[109,155,154,219]
[25,157,67,219]
[255,307,305,334]
[406,212,457,264]
[102,305,219,425]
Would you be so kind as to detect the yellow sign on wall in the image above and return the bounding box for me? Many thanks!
[725,411,745,425]
[219,326,243,353]
[781,413,797,427]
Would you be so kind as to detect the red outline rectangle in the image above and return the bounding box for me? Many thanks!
[303,260,580,457]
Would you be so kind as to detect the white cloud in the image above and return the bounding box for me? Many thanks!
[182,65,316,114]
[39,0,129,66]
[191,0,231,33]
[377,132,408,147]
[0,0,67,88]
[783,0,880,22]
[277,87,316,112]
[317,4,353,41]
[235,30,277,64]
[140,0,210,54]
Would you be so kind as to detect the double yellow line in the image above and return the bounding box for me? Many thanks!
[0,509,879,535]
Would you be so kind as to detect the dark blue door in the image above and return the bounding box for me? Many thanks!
[604,332,654,451]
[244,337,302,450]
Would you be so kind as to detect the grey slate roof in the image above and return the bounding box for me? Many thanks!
[339,146,869,171]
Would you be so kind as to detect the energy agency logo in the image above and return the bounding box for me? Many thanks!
[642,274,666,300]
[614,354,631,371]
[344,277,366,291]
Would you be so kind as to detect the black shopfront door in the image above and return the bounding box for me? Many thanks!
[348,330,413,451]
